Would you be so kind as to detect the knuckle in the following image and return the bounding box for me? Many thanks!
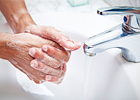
[53,61,61,68]
[64,51,71,62]
[34,81,40,84]
[53,69,62,76]
[38,64,50,74]
[64,57,70,63]
[48,41,56,47]
[36,61,43,69]
[32,48,39,57]
[50,47,56,56]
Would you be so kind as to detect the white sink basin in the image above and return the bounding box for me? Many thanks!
[0,12,140,100]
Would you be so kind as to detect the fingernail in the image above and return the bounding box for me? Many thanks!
[74,41,81,46]
[30,60,38,68]
[68,41,75,47]
[45,75,52,81]
[67,41,81,49]
[42,45,48,52]
[29,48,36,56]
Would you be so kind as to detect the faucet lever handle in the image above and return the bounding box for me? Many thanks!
[97,6,140,15]
[98,6,140,30]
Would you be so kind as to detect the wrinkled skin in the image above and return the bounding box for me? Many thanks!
[2,33,70,84]
[0,0,81,84]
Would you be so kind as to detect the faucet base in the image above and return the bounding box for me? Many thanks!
[121,50,138,63]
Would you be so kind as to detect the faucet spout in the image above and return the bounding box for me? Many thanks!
[83,23,140,62]
[83,24,122,56]
[83,6,140,63]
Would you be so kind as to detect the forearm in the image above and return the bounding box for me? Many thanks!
[0,0,36,33]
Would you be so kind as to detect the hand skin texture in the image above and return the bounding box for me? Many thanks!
[0,33,70,84]
[0,0,81,84]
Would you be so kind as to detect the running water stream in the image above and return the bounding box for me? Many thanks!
[83,56,92,100]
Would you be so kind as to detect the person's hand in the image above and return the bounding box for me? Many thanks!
[24,25,81,83]
[25,25,81,84]
[0,0,81,84]
[2,33,70,84]
[0,0,81,51]
[25,25,81,51]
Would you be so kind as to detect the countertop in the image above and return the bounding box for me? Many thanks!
[0,0,122,25]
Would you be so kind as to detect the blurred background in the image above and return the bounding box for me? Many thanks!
[0,0,140,100]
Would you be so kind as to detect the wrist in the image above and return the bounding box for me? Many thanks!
[10,11,36,34]
[0,0,36,34]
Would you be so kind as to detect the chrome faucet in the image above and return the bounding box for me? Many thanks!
[83,6,140,63]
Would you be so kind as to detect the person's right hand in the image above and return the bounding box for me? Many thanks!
[1,33,70,84]
[25,25,81,51]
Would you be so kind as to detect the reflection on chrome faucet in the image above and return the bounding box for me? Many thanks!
[83,6,140,63]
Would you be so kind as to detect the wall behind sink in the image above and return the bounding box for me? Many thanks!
[104,0,140,6]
